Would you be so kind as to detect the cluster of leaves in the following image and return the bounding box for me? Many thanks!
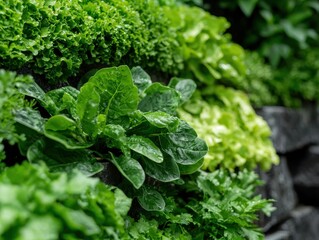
[163,5,246,87]
[178,87,279,171]
[271,49,319,107]
[236,50,319,108]
[129,169,274,240]
[8,66,207,211]
[0,0,180,83]
[0,70,33,162]
[209,0,319,66]
[0,162,132,240]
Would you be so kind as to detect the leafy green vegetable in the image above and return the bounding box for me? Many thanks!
[210,0,318,66]
[179,87,279,171]
[0,162,131,240]
[12,66,207,211]
[0,70,33,163]
[132,169,274,240]
[163,5,246,87]
[0,0,180,83]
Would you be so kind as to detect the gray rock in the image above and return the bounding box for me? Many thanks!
[258,157,297,231]
[257,106,319,154]
[266,231,291,240]
[280,206,319,240]
[287,145,319,205]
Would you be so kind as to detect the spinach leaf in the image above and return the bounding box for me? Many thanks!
[88,66,139,123]
[138,83,180,114]
[109,153,145,189]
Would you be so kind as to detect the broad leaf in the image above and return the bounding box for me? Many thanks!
[88,66,139,123]
[131,66,152,94]
[14,108,45,134]
[44,115,92,149]
[127,135,163,163]
[27,139,101,176]
[137,187,165,212]
[45,87,79,117]
[138,83,180,114]
[109,153,145,189]
[142,155,180,182]
[77,82,100,137]
[143,112,179,132]
[168,77,197,104]
[159,121,207,165]
[178,158,204,175]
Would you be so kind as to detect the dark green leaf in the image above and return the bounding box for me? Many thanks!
[143,112,179,132]
[138,83,180,114]
[109,153,145,189]
[168,77,197,104]
[178,158,204,175]
[88,66,139,123]
[27,139,100,176]
[127,135,163,163]
[77,82,100,137]
[159,121,207,165]
[131,66,152,94]
[137,187,165,212]
[14,108,45,134]
[142,155,180,182]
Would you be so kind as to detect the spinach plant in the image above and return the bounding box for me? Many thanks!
[14,66,207,211]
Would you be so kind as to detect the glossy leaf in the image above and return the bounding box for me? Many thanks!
[138,83,180,114]
[109,153,145,189]
[168,77,197,104]
[178,158,204,175]
[88,66,139,123]
[142,155,180,182]
[44,115,92,149]
[159,121,207,165]
[131,66,152,94]
[127,136,163,163]
[143,112,179,132]
[137,187,165,212]
[77,82,100,137]
[14,108,45,134]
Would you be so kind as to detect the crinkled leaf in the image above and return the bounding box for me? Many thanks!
[168,77,197,104]
[142,155,180,182]
[77,82,100,137]
[137,187,165,212]
[138,83,180,114]
[44,115,92,149]
[109,153,145,189]
[127,136,163,163]
[88,66,139,123]
[131,66,152,94]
